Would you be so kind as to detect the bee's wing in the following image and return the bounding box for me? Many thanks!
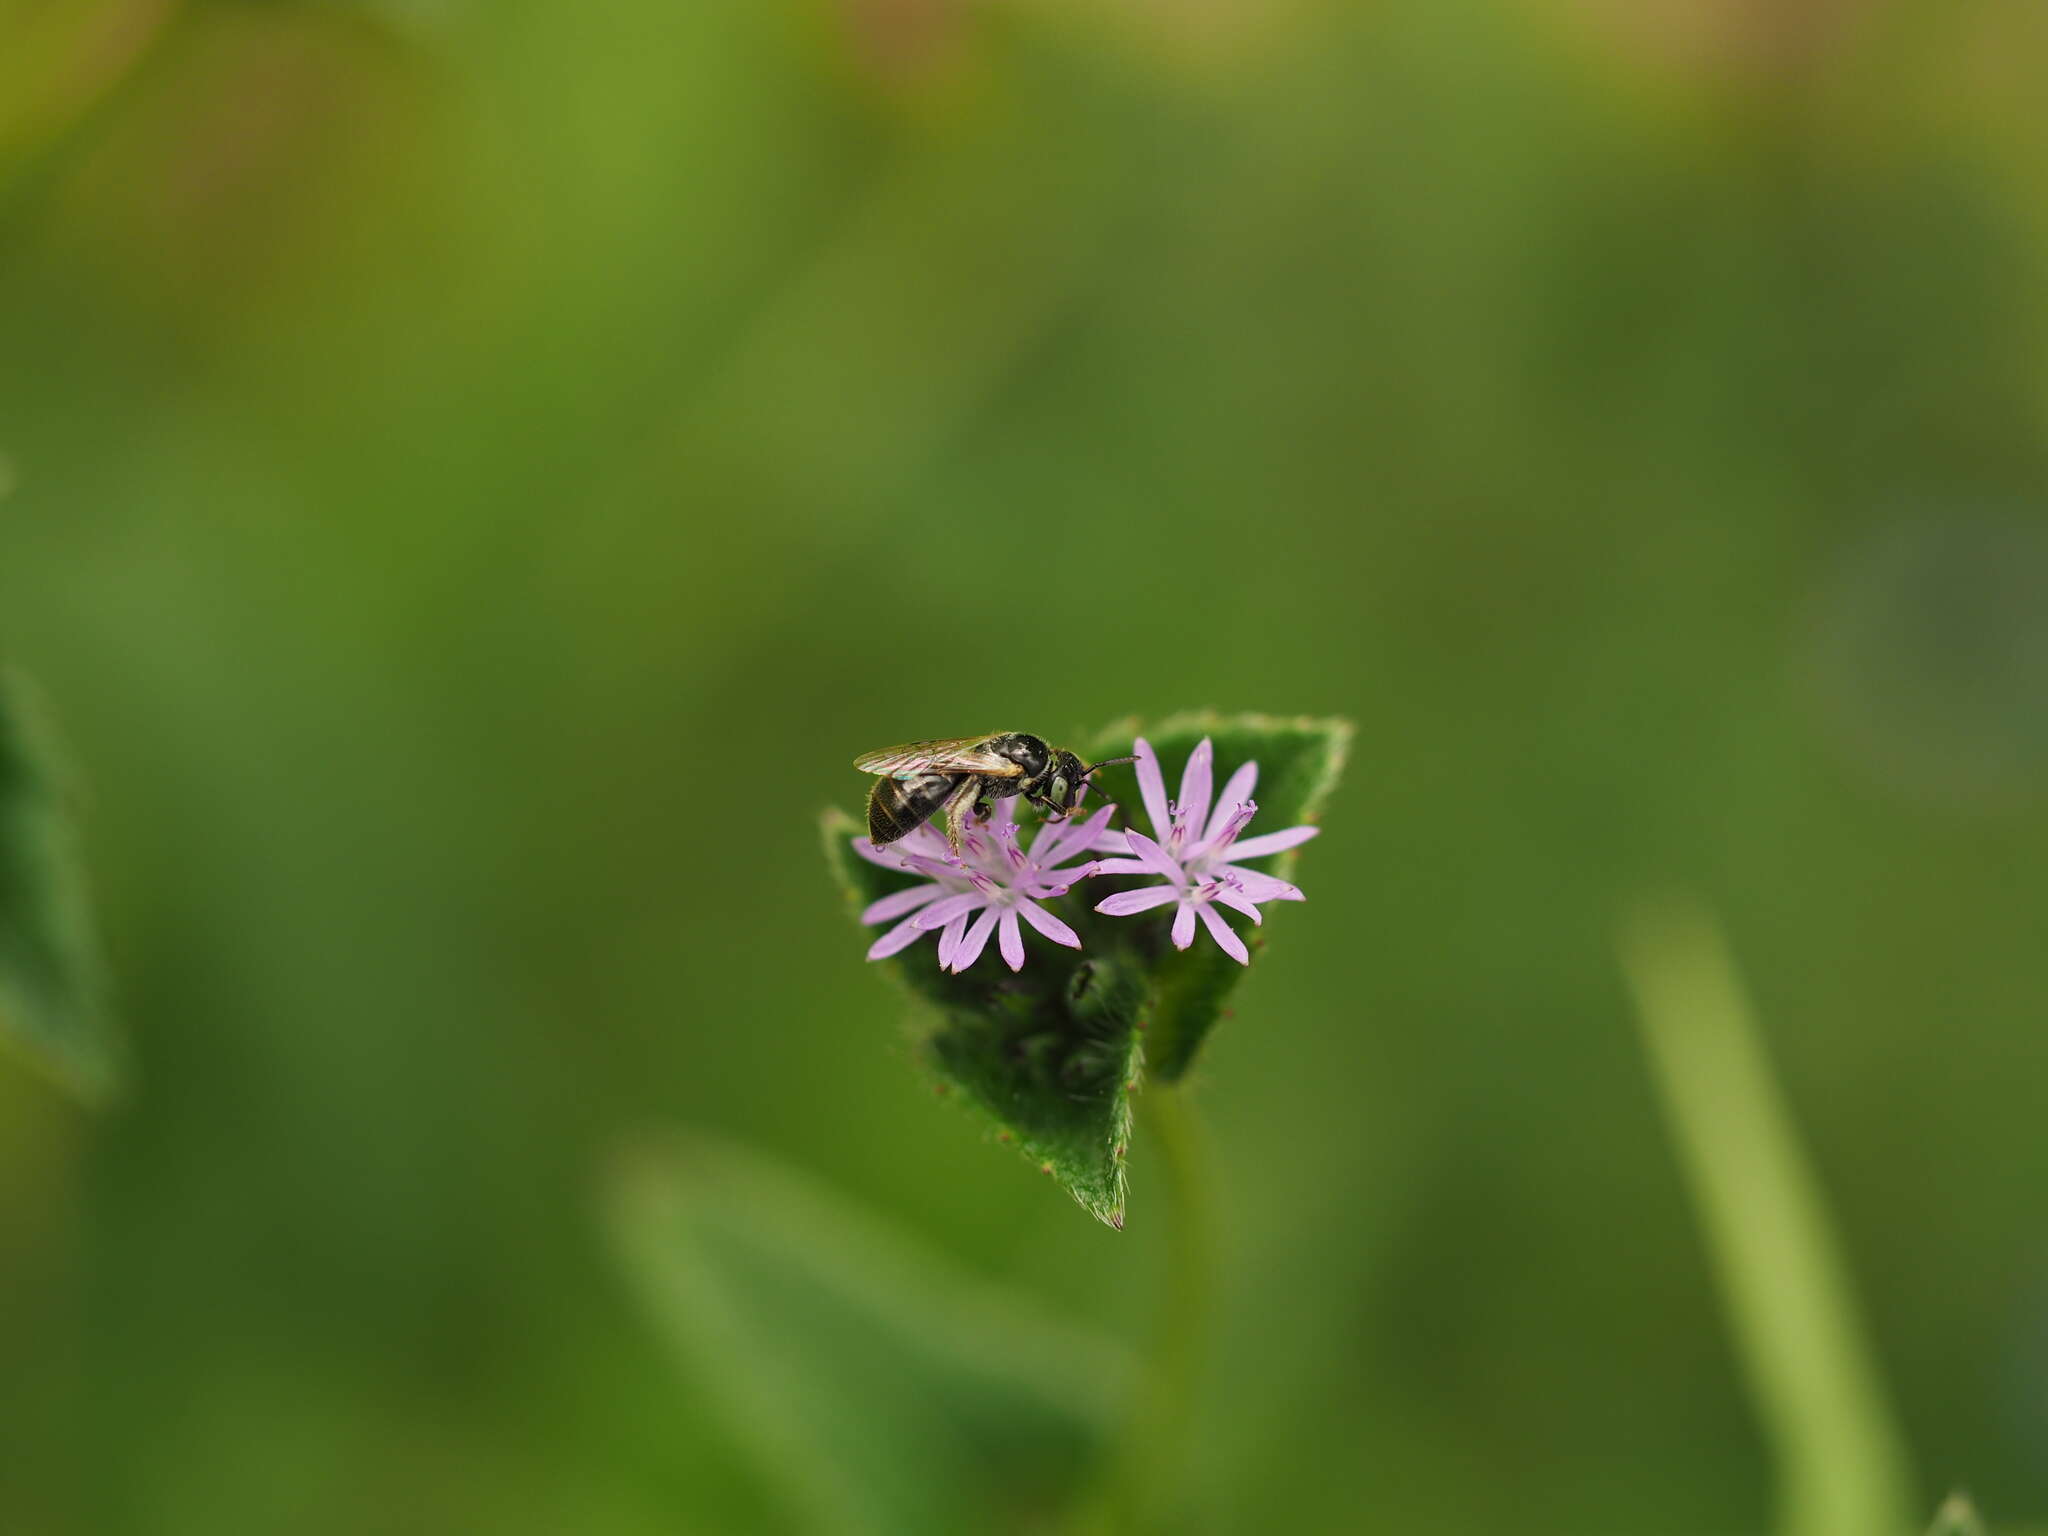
[853,737,1021,778]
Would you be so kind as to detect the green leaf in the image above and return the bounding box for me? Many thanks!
[1081,712,1351,1081]
[825,713,1348,1221]
[0,670,120,1101]
[823,809,1144,1227]
[604,1133,1130,1536]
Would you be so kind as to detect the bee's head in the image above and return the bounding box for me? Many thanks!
[1043,749,1089,812]
[1044,749,1138,814]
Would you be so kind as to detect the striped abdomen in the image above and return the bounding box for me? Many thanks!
[868,772,960,844]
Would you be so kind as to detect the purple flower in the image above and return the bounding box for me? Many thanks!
[1090,736,1316,965]
[852,797,1114,974]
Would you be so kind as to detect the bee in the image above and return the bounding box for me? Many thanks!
[854,733,1137,853]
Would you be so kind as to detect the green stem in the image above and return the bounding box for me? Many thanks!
[1076,1082,1216,1534]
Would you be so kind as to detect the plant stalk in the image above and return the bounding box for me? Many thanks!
[1076,1082,1216,1534]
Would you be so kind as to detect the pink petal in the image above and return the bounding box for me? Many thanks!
[1123,828,1187,883]
[1018,899,1081,948]
[1025,815,1078,868]
[866,914,930,959]
[1132,737,1172,842]
[1220,866,1305,902]
[1177,738,1214,837]
[914,892,987,930]
[1088,858,1156,877]
[1034,802,1116,868]
[897,826,953,862]
[936,912,969,968]
[1197,902,1250,964]
[998,912,1025,971]
[1206,761,1259,842]
[1212,885,1264,924]
[949,907,1000,972]
[860,883,944,925]
[1096,885,1181,917]
[1170,902,1197,950]
[895,847,965,882]
[1028,861,1101,898]
[1191,799,1258,861]
[1224,825,1319,861]
[1023,823,1070,869]
[851,837,915,871]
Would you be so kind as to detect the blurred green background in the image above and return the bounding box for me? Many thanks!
[5,0,2048,1531]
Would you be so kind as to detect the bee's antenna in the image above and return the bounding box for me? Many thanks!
[1080,755,1138,781]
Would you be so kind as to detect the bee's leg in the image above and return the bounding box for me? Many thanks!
[943,778,982,857]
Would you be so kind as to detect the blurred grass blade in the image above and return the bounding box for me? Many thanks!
[1618,897,1914,1536]
[0,670,121,1101]
[603,1133,1130,1536]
